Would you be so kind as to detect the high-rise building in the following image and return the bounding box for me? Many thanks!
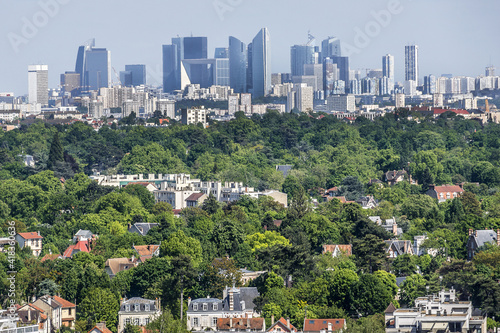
[173,36,208,88]
[405,45,419,83]
[75,38,95,91]
[424,75,436,95]
[28,65,48,105]
[331,56,350,92]
[286,83,313,113]
[382,54,395,93]
[229,36,247,93]
[321,37,342,60]
[215,47,229,59]
[251,28,271,98]
[120,71,132,86]
[124,65,146,86]
[323,58,339,96]
[60,72,80,96]
[486,66,496,77]
[85,48,111,91]
[162,44,178,92]
[303,64,324,92]
[290,45,315,76]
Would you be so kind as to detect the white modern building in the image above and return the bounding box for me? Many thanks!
[28,65,49,106]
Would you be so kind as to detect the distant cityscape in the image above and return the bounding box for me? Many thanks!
[0,28,499,126]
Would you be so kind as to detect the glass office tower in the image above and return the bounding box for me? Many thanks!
[251,28,271,99]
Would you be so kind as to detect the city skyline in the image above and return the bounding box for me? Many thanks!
[1,0,499,94]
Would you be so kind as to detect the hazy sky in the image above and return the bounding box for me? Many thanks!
[1,0,499,95]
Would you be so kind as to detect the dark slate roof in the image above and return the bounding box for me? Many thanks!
[188,298,223,312]
[128,223,159,236]
[120,297,157,312]
[74,229,93,238]
[395,277,407,287]
[472,230,497,248]
[385,303,397,313]
[385,240,412,256]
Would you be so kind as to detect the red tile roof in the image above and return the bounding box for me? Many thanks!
[433,108,469,115]
[217,318,265,331]
[303,319,345,332]
[17,232,43,240]
[63,240,90,258]
[88,324,113,333]
[41,254,63,262]
[53,296,76,308]
[268,317,298,332]
[322,245,352,256]
[433,185,464,194]
[133,245,160,257]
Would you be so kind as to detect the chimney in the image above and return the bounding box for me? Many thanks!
[469,229,473,236]
[497,230,500,246]
[287,317,291,329]
[187,297,191,307]
[271,315,274,325]
[229,318,233,328]
[37,231,40,236]
[247,317,250,328]
[328,321,333,332]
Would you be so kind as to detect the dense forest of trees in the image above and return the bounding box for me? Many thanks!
[2,110,500,332]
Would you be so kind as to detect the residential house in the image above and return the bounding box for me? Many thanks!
[62,240,91,259]
[133,244,160,262]
[369,217,402,237]
[425,184,464,203]
[276,165,293,177]
[52,296,76,329]
[16,303,49,333]
[15,232,43,257]
[104,257,138,278]
[41,253,64,262]
[185,192,208,208]
[322,245,352,257]
[117,298,161,333]
[240,269,267,285]
[128,223,159,236]
[72,230,95,243]
[303,318,346,333]
[386,289,487,333]
[267,317,297,332]
[384,170,415,186]
[187,286,260,332]
[384,240,415,258]
[32,295,63,332]
[466,229,500,260]
[88,322,113,333]
[216,318,265,332]
[355,195,378,209]
[0,309,40,333]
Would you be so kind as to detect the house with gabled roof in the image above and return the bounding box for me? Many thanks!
[303,318,346,333]
[15,303,49,333]
[384,240,415,258]
[41,253,63,262]
[186,192,208,208]
[425,184,464,203]
[62,240,91,258]
[15,232,43,257]
[105,257,138,278]
[128,223,159,236]
[467,229,500,260]
[52,296,76,329]
[267,317,297,332]
[322,244,352,257]
[88,322,113,333]
[133,244,160,258]
[32,295,63,332]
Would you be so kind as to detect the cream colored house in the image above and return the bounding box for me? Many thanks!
[15,232,43,257]
[117,298,161,333]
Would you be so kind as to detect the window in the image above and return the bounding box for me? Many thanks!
[125,318,131,325]
[134,304,140,312]
[203,303,208,311]
[134,318,139,325]
[193,318,199,326]
[125,305,131,312]
[145,304,150,311]
[145,318,150,325]
[193,304,198,311]
[212,317,218,326]
[212,303,218,311]
[68,308,72,315]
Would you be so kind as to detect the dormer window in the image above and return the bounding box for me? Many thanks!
[212,303,218,311]
[134,304,140,312]
[193,304,198,311]
[145,304,150,311]
[125,305,131,312]
[203,303,208,311]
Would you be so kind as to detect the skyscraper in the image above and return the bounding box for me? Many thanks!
[321,37,342,60]
[214,47,229,58]
[162,44,178,92]
[169,36,208,90]
[331,56,350,92]
[75,38,95,90]
[60,72,80,96]
[229,36,247,93]
[405,45,419,84]
[290,45,315,76]
[124,65,146,86]
[323,58,338,96]
[85,48,111,91]
[382,54,395,94]
[251,28,271,99]
[28,65,48,105]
